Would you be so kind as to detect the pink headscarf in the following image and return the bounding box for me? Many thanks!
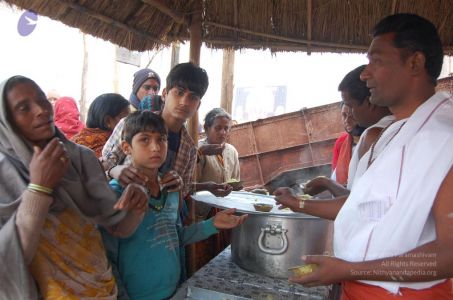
[54,97,85,139]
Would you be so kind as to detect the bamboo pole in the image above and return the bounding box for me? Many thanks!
[220,49,235,114]
[141,0,186,24]
[79,33,89,122]
[204,38,369,52]
[307,0,312,55]
[170,42,180,68]
[205,21,369,51]
[187,0,203,277]
[59,0,161,45]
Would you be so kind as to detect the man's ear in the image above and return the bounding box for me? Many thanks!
[161,88,167,103]
[121,140,131,155]
[409,52,426,76]
[196,100,201,110]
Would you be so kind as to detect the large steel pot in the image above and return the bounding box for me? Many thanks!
[231,213,329,278]
[192,191,330,278]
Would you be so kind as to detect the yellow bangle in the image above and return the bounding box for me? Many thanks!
[298,199,305,209]
[28,183,53,195]
[297,195,311,209]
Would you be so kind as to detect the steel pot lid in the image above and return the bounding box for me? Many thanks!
[192,191,318,219]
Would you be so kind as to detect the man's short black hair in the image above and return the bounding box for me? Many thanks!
[86,93,129,131]
[166,62,209,98]
[338,65,370,105]
[122,111,167,144]
[372,13,443,85]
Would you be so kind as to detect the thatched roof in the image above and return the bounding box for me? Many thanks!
[3,0,453,54]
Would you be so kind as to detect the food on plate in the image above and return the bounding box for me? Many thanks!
[224,178,243,190]
[288,264,318,277]
[226,178,240,183]
[253,203,273,212]
[250,188,269,195]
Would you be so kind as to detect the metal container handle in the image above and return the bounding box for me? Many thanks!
[258,224,288,255]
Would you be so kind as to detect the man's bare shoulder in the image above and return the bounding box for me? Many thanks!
[358,127,383,159]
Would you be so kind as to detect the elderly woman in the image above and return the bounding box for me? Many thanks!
[71,93,130,157]
[0,76,147,299]
[197,108,240,186]
[193,107,241,270]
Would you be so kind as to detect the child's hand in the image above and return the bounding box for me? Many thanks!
[160,170,183,192]
[213,208,247,229]
[114,183,148,214]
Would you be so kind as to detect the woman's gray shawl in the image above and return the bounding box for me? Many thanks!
[0,78,126,299]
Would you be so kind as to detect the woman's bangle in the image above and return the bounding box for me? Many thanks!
[28,183,53,195]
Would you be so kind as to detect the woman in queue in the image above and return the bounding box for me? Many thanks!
[53,96,85,139]
[71,93,130,157]
[196,107,240,193]
[0,76,148,299]
[193,107,241,269]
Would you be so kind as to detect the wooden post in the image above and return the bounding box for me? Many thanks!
[187,0,203,277]
[170,41,180,68]
[220,49,235,114]
[113,53,120,93]
[79,33,89,122]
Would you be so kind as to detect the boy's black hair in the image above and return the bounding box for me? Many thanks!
[338,65,370,105]
[86,93,129,131]
[372,13,443,85]
[204,107,231,129]
[166,62,209,98]
[122,111,167,144]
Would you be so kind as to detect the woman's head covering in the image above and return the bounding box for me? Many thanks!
[54,96,85,139]
[129,68,160,109]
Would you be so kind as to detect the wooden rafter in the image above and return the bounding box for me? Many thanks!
[205,39,369,52]
[141,0,186,24]
[233,0,238,42]
[205,21,368,50]
[59,0,161,43]
[307,0,312,54]
[391,0,397,14]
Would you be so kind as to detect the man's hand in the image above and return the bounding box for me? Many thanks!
[213,208,247,229]
[198,143,225,156]
[114,183,148,214]
[207,182,233,197]
[289,255,350,287]
[274,187,299,211]
[111,165,148,187]
[160,170,183,192]
[303,176,328,196]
